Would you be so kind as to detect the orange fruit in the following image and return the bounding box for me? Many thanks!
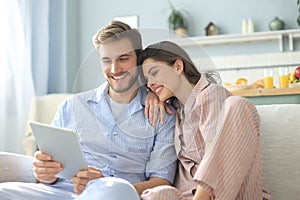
[235,78,248,85]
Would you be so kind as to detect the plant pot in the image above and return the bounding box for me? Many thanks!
[175,27,187,38]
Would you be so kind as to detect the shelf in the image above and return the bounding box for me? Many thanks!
[230,87,300,97]
[174,29,300,52]
[203,51,300,71]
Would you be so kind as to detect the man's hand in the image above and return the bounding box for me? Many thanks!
[32,151,63,184]
[72,166,104,195]
[145,91,173,126]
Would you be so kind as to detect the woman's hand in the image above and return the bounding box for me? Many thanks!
[192,185,211,200]
[145,91,173,126]
[32,151,63,184]
[72,166,104,195]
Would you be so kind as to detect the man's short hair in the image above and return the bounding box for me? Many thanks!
[93,21,142,52]
[92,21,143,65]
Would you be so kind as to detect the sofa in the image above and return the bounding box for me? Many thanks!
[1,101,300,200]
[23,93,71,156]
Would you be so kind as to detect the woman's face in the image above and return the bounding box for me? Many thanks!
[142,58,181,102]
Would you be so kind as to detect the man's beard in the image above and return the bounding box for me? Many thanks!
[108,74,139,93]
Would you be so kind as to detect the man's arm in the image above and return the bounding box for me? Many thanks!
[140,104,177,194]
[133,177,171,195]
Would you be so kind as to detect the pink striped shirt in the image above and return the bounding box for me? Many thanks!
[142,77,270,200]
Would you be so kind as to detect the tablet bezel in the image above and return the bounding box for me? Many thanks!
[29,121,88,180]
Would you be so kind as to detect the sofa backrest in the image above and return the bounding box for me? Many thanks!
[256,104,300,200]
[23,93,71,156]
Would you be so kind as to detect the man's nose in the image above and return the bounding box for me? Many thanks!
[110,60,120,74]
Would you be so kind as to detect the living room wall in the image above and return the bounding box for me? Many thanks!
[63,0,299,92]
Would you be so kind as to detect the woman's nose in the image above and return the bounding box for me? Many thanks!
[147,79,153,89]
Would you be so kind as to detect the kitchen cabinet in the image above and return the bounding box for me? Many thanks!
[174,29,300,104]
[174,29,300,71]
[175,29,300,52]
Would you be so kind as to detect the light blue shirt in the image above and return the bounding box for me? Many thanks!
[51,82,177,193]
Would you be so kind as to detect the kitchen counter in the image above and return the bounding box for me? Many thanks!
[230,87,300,105]
[231,87,300,97]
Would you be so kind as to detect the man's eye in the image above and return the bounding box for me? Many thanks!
[120,57,129,61]
[102,60,111,65]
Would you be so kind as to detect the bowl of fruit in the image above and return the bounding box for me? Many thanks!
[289,66,300,88]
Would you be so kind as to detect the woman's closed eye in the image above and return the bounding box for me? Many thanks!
[150,70,158,76]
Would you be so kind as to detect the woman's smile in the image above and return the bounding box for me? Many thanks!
[151,85,164,95]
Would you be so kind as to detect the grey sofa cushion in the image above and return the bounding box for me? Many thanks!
[256,104,300,199]
[0,152,35,183]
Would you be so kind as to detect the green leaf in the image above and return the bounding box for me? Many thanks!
[167,0,187,30]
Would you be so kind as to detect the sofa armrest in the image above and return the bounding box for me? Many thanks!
[0,152,36,183]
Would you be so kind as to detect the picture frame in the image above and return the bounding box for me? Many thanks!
[113,15,139,29]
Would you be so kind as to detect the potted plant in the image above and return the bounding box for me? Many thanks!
[168,1,188,37]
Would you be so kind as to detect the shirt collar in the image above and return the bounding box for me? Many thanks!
[87,82,109,104]
[182,76,210,113]
[86,82,146,114]
[193,76,210,94]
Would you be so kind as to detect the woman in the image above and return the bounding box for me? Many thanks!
[141,41,270,200]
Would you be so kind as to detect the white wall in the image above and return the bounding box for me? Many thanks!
[62,0,300,92]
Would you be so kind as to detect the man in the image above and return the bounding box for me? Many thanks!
[0,21,177,199]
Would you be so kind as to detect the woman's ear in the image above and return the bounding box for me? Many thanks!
[173,59,184,74]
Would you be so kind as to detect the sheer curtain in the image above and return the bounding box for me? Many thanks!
[0,0,49,153]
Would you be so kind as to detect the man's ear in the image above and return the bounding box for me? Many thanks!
[173,59,184,74]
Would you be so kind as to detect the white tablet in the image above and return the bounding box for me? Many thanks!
[29,121,88,180]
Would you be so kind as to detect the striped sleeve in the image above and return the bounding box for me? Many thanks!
[193,95,263,199]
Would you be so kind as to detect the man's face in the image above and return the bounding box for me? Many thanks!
[99,38,138,93]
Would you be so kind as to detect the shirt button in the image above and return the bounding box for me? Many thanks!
[113,131,117,136]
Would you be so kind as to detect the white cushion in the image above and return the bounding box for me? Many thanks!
[0,152,35,183]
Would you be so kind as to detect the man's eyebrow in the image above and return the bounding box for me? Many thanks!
[119,53,132,57]
[101,53,132,61]
[101,57,110,61]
